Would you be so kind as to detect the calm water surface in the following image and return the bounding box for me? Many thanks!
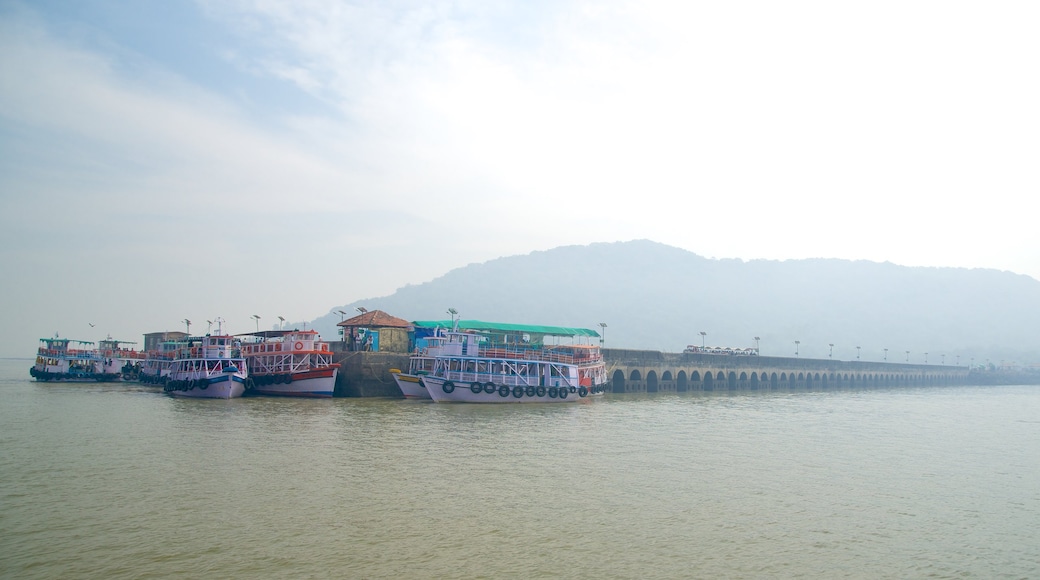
[1,358,1038,578]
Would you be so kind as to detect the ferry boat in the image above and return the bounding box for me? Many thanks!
[97,337,147,380]
[240,330,339,398]
[138,339,183,386]
[414,321,608,404]
[163,334,248,399]
[29,336,121,382]
[390,328,454,399]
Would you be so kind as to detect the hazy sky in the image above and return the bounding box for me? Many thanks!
[2,0,1038,357]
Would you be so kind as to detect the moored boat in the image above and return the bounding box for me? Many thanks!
[390,328,455,399]
[138,339,183,386]
[414,320,608,403]
[97,337,147,381]
[241,330,339,397]
[30,336,121,382]
[163,334,248,399]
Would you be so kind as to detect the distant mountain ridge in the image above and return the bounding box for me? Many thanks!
[310,240,1040,366]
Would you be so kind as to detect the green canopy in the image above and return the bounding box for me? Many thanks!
[412,320,600,338]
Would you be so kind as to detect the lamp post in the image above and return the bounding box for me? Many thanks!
[794,340,800,357]
[251,314,261,333]
[206,320,213,334]
[183,319,191,335]
[941,354,945,365]
[447,307,457,327]
[336,311,346,322]
[905,350,910,362]
[856,346,861,360]
[598,322,607,346]
[356,307,368,314]
[699,331,707,349]
[278,316,285,330]
[924,352,929,364]
[754,336,760,355]
[884,348,888,361]
[829,343,834,358]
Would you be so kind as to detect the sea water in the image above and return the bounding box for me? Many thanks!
[1,357,1038,578]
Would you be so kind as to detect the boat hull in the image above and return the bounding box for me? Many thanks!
[422,375,596,404]
[163,373,247,399]
[392,372,431,399]
[250,368,337,398]
[30,370,122,383]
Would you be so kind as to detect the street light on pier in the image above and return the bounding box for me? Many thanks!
[447,308,458,328]
[251,314,261,333]
[336,311,346,322]
[884,348,888,361]
[794,340,800,357]
[941,354,945,365]
[278,316,285,330]
[356,307,368,314]
[699,331,707,348]
[754,336,761,355]
[206,320,213,334]
[829,343,834,358]
[856,346,861,360]
[905,350,910,362]
[183,319,191,335]
[924,352,929,364]
[598,323,607,346]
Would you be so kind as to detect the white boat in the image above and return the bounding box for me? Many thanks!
[391,370,431,399]
[412,320,608,404]
[138,339,182,386]
[390,329,455,399]
[163,334,248,399]
[97,337,147,381]
[29,336,120,382]
[241,330,339,398]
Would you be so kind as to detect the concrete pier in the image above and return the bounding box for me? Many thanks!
[331,345,975,398]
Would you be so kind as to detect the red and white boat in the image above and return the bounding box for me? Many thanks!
[241,330,339,398]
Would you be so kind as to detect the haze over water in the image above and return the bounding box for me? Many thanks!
[2,358,1038,578]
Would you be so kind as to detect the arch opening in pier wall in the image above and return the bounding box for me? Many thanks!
[611,369,626,394]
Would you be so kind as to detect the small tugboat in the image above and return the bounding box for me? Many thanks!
[413,320,608,404]
[30,336,122,382]
[164,323,248,399]
[240,329,339,398]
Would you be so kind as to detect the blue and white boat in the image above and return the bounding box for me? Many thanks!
[414,320,608,404]
[163,333,248,399]
[29,336,120,382]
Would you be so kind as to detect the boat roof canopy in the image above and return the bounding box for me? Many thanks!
[412,320,600,338]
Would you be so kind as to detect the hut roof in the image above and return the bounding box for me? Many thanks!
[337,310,412,328]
